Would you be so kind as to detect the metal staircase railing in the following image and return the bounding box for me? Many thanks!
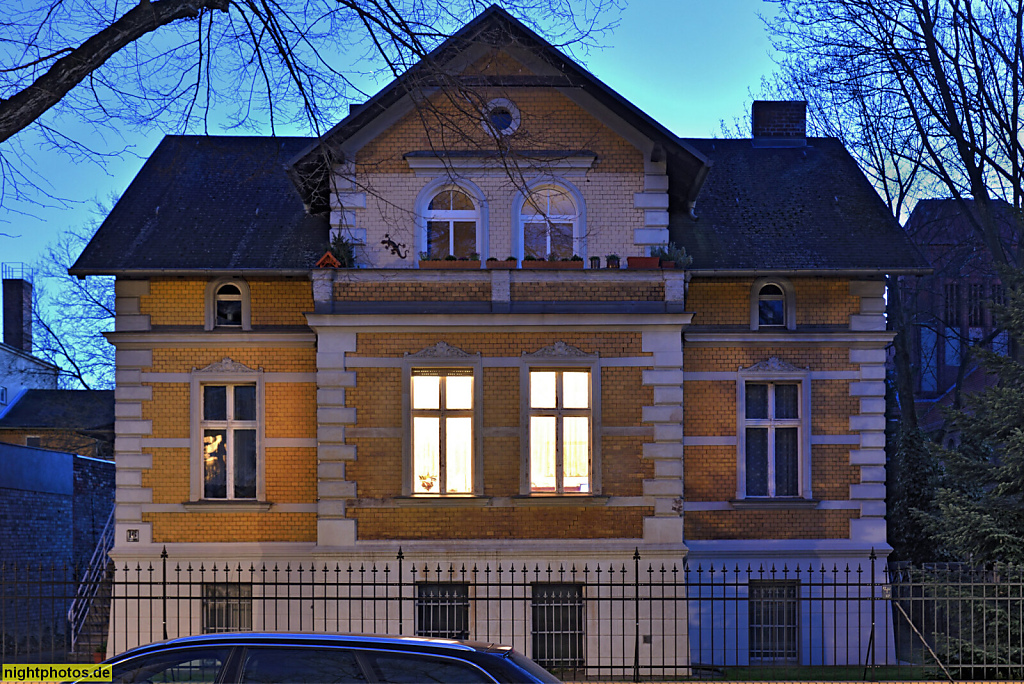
[67,506,115,651]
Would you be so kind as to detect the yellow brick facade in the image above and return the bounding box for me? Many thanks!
[126,272,873,545]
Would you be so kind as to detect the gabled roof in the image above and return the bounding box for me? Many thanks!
[671,138,931,273]
[71,137,329,275]
[287,4,711,214]
[0,389,114,430]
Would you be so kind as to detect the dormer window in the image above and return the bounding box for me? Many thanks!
[216,284,243,327]
[426,189,479,259]
[758,285,785,327]
[205,278,252,331]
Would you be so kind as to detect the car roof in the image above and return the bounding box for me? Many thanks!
[113,632,509,660]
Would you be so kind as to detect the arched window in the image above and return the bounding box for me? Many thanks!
[750,278,795,331]
[205,278,251,331]
[215,284,243,327]
[425,189,479,259]
[521,185,581,260]
[758,284,785,327]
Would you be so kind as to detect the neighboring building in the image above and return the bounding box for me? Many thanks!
[1,266,59,407]
[900,199,1019,433]
[0,442,115,568]
[0,389,115,458]
[70,6,928,667]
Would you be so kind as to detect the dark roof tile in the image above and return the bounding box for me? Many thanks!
[71,137,329,274]
[0,390,114,430]
[672,138,930,272]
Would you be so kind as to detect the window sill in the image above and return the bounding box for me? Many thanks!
[730,498,818,510]
[512,494,609,506]
[394,496,491,507]
[182,500,273,513]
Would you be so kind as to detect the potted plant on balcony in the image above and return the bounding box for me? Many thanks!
[650,243,693,269]
[605,254,621,269]
[317,234,356,268]
[418,252,481,269]
[589,256,601,269]
[486,256,518,269]
[627,253,661,269]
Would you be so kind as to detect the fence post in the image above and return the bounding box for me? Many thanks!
[161,547,168,641]
[633,547,640,683]
[397,547,404,636]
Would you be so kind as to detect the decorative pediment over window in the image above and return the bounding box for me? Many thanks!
[740,357,805,373]
[407,342,474,359]
[194,357,258,374]
[523,341,595,359]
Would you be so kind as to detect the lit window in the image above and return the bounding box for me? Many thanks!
[744,382,800,497]
[757,285,785,327]
[529,370,591,493]
[201,384,257,499]
[425,190,478,259]
[521,186,580,261]
[411,369,474,494]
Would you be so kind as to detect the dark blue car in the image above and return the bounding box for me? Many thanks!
[101,633,562,683]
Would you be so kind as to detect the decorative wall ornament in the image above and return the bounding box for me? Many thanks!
[523,341,595,358]
[407,342,474,358]
[194,357,258,374]
[740,356,805,373]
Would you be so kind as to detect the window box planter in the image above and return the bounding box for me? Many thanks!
[486,260,518,269]
[522,260,584,269]
[418,260,481,269]
[627,256,661,269]
[660,260,676,269]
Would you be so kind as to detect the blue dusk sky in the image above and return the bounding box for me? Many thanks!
[0,0,777,269]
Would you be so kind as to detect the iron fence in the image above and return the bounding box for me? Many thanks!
[4,550,1024,680]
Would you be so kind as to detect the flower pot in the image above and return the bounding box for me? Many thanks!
[627,256,661,269]
[93,653,104,664]
[419,260,481,269]
[522,260,584,269]
[605,258,621,269]
[486,260,518,269]
[660,260,675,269]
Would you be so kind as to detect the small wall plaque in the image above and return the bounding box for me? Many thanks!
[126,529,140,543]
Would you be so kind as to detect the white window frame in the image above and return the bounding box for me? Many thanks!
[401,345,483,497]
[481,98,521,137]
[189,358,265,501]
[204,277,252,331]
[736,360,811,500]
[519,344,601,495]
[414,180,488,260]
[514,180,587,262]
[750,277,795,331]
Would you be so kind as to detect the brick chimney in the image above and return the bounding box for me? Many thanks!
[752,100,807,146]
[2,264,33,353]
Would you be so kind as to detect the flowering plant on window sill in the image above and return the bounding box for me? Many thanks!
[522,255,584,269]
[486,256,518,269]
[418,253,482,269]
